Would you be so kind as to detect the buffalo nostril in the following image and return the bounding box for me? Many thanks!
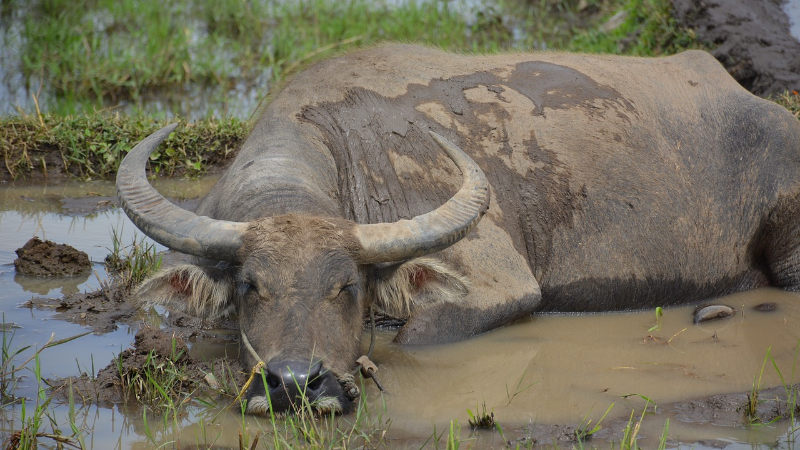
[259,360,340,412]
[306,362,323,392]
[266,371,281,390]
[307,375,322,391]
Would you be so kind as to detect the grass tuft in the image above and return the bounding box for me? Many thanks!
[105,228,163,291]
[467,401,497,430]
[773,90,800,119]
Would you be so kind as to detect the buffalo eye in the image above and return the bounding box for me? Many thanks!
[236,278,256,299]
[336,283,359,301]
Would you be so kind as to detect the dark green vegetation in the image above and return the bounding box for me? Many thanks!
[566,0,702,55]
[1,113,246,179]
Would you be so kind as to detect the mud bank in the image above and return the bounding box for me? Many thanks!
[671,0,800,96]
[48,327,247,407]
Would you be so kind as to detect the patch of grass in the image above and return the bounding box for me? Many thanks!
[1,111,246,179]
[256,377,392,450]
[428,420,463,450]
[770,341,800,442]
[1,315,27,405]
[105,228,163,291]
[773,90,800,119]
[2,323,90,406]
[467,402,496,430]
[3,336,90,450]
[575,403,614,442]
[14,0,523,115]
[567,0,701,56]
[747,347,772,423]
[615,399,659,450]
[117,339,188,407]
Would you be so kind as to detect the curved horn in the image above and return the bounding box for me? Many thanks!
[116,124,249,262]
[355,131,490,264]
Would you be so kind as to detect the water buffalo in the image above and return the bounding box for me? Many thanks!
[116,44,800,414]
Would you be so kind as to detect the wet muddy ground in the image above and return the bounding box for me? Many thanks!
[3,180,800,449]
[671,0,800,96]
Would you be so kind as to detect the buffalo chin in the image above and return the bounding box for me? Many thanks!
[244,394,353,416]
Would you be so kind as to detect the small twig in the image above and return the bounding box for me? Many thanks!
[31,82,45,128]
[668,327,688,353]
[93,270,110,301]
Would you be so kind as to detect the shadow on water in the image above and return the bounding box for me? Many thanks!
[1,179,800,449]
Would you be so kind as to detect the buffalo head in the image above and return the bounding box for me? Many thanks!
[116,124,489,414]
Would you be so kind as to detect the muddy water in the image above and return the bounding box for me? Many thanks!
[368,288,800,438]
[2,180,800,449]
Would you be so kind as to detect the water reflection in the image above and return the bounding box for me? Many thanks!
[13,271,91,296]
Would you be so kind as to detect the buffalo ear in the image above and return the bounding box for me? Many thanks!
[368,257,469,319]
[135,264,236,319]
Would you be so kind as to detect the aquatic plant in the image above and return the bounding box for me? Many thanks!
[105,227,163,290]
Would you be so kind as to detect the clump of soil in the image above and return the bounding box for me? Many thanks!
[51,327,247,407]
[26,286,133,333]
[14,237,91,276]
[671,0,800,96]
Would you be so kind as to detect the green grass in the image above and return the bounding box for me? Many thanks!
[9,0,684,118]
[2,331,91,450]
[773,90,800,118]
[116,343,188,407]
[1,112,247,179]
[105,228,163,290]
[13,0,527,116]
[567,0,702,55]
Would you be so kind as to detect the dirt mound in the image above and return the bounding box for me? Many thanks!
[26,285,134,333]
[51,327,247,407]
[14,237,91,276]
[671,0,800,96]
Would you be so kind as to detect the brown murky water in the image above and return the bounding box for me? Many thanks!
[2,180,799,449]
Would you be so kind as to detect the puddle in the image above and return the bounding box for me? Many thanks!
[2,179,800,449]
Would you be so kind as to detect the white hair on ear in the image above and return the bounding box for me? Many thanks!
[370,257,469,319]
[135,264,235,319]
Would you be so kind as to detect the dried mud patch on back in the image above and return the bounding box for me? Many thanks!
[14,237,91,277]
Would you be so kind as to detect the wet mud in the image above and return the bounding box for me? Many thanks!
[14,237,91,276]
[671,0,800,96]
[49,327,247,407]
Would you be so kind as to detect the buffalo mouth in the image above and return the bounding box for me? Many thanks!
[243,360,353,415]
